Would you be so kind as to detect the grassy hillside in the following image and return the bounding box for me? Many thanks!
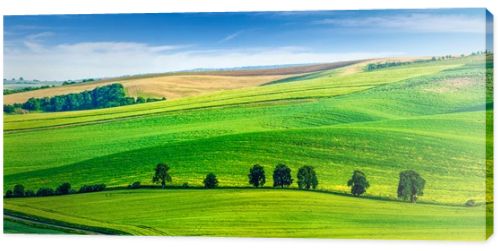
[4,55,491,203]
[3,55,492,238]
[3,189,491,239]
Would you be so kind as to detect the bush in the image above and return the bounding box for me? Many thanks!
[36,187,55,197]
[128,181,141,189]
[79,184,106,193]
[465,199,476,207]
[203,173,218,188]
[13,184,25,197]
[5,190,13,198]
[56,182,72,195]
[182,182,189,188]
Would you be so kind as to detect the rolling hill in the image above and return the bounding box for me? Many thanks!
[3,55,493,239]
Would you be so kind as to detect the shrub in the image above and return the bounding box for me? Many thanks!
[182,182,189,188]
[79,184,106,193]
[36,187,55,197]
[56,182,72,195]
[465,199,476,207]
[5,190,13,198]
[203,173,218,188]
[13,184,25,197]
[128,181,141,189]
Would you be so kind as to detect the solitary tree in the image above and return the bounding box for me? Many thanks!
[273,163,293,188]
[397,170,426,203]
[152,163,172,189]
[203,173,218,188]
[297,165,318,190]
[56,182,72,195]
[347,170,370,196]
[13,184,25,197]
[248,164,266,187]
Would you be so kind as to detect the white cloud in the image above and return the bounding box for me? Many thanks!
[314,14,486,33]
[4,40,401,80]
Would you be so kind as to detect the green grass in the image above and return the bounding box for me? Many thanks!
[3,189,490,239]
[3,55,493,238]
[3,218,69,234]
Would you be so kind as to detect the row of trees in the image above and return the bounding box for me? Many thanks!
[4,183,106,198]
[5,164,426,203]
[3,83,166,114]
[152,162,426,203]
[4,85,55,95]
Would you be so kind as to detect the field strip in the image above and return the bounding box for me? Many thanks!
[4,213,99,235]
[4,63,462,131]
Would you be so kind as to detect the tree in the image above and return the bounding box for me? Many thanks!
[297,165,318,190]
[347,170,370,196]
[136,97,146,103]
[152,163,172,189]
[56,182,72,195]
[203,173,218,188]
[5,190,13,198]
[273,163,293,188]
[248,164,266,187]
[36,187,54,196]
[397,170,426,203]
[13,184,25,197]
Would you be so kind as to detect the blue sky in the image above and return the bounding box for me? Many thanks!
[4,9,492,80]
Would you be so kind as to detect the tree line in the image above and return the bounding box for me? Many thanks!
[150,162,427,203]
[4,85,55,95]
[4,163,427,203]
[4,183,106,198]
[3,83,166,114]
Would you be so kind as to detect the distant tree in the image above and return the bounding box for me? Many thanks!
[56,182,72,195]
[203,173,218,188]
[78,184,106,193]
[296,165,318,190]
[347,170,370,196]
[4,104,15,113]
[273,163,293,188]
[128,181,141,189]
[152,163,172,189]
[136,97,146,103]
[248,164,266,187]
[13,184,25,197]
[36,187,55,196]
[397,170,426,203]
[5,190,13,198]
[22,97,41,111]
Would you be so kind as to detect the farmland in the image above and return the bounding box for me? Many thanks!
[3,55,493,239]
[3,189,492,239]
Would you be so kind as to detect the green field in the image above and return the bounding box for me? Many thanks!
[3,218,71,234]
[2,189,492,239]
[3,55,493,239]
